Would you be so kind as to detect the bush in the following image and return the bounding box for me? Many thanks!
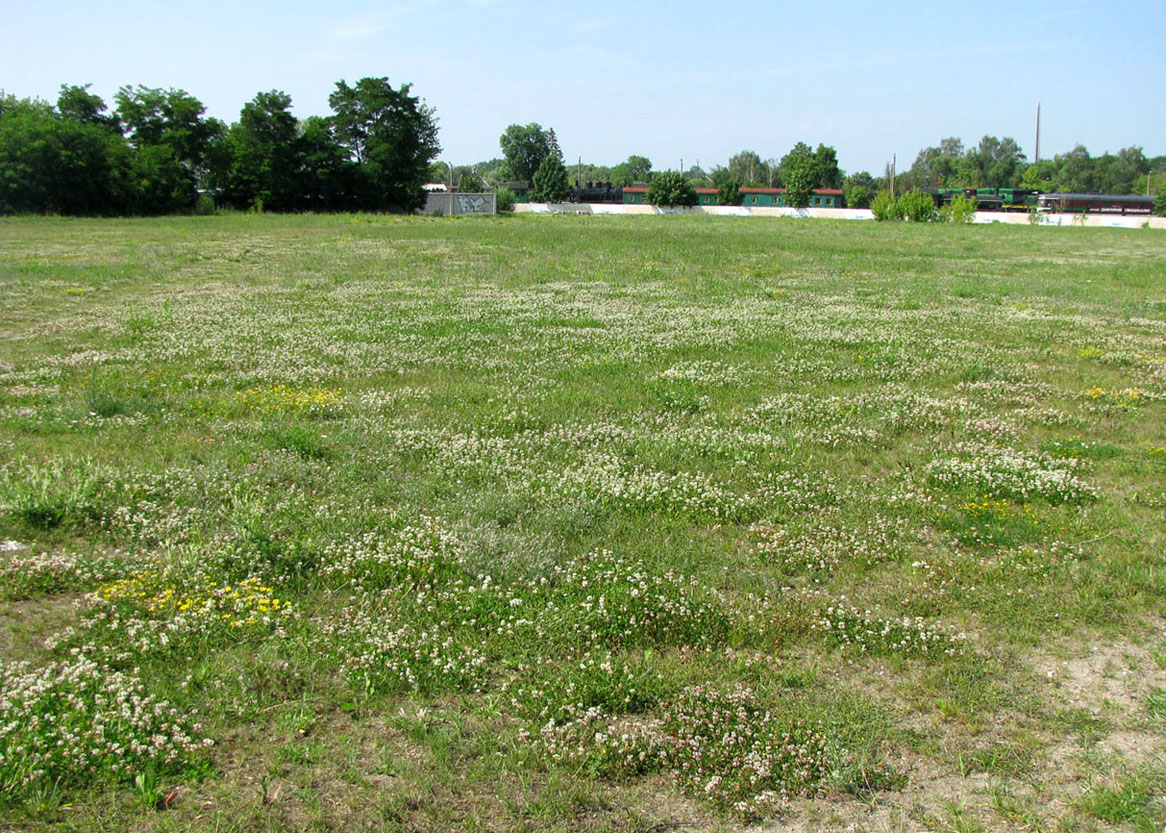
[717,178,742,206]
[870,192,900,221]
[647,171,697,207]
[1154,189,1166,217]
[495,187,516,213]
[941,193,978,224]
[899,190,938,222]
[844,184,871,208]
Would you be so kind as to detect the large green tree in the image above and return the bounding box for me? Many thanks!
[115,86,223,212]
[783,157,815,208]
[498,123,551,183]
[811,144,842,189]
[610,154,652,187]
[222,90,303,211]
[967,136,1025,188]
[329,77,440,212]
[298,115,359,211]
[728,150,769,187]
[532,153,569,202]
[0,93,131,215]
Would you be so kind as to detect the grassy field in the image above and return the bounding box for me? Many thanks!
[0,213,1164,832]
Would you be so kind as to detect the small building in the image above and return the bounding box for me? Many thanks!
[622,185,650,204]
[695,187,718,205]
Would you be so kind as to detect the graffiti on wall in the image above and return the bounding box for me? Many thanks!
[423,192,496,215]
[457,195,489,214]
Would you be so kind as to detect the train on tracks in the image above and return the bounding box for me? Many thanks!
[925,187,1155,215]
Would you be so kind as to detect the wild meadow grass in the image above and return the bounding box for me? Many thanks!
[0,214,1163,830]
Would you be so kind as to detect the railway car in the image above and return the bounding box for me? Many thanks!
[1036,193,1155,215]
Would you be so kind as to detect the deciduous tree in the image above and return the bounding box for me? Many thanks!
[717,178,742,206]
[329,77,440,212]
[532,152,569,202]
[646,170,696,207]
[499,123,551,183]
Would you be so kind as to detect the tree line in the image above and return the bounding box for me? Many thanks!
[904,136,1163,196]
[0,79,439,216]
[3,80,1163,216]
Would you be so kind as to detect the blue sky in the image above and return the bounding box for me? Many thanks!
[3,1,1163,175]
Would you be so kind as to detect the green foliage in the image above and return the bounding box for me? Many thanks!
[844,183,872,208]
[458,170,485,192]
[910,135,1026,189]
[1,458,102,532]
[844,171,877,208]
[783,158,815,208]
[662,685,834,819]
[297,115,358,211]
[899,189,939,222]
[115,85,224,212]
[1076,774,1163,828]
[646,170,697,206]
[498,123,551,183]
[0,104,133,215]
[942,193,978,223]
[56,84,118,130]
[532,152,569,202]
[495,186,516,212]
[610,154,652,187]
[328,77,440,212]
[1155,189,1166,216]
[716,178,742,205]
[0,658,209,801]
[727,150,772,187]
[870,191,900,221]
[220,90,303,212]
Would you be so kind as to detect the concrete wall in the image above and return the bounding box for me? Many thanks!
[516,202,1166,229]
[423,192,496,216]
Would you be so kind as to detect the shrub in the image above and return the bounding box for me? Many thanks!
[870,192,900,221]
[899,189,938,222]
[942,193,978,223]
[844,184,871,208]
[1154,189,1166,217]
[647,171,697,207]
[717,178,742,206]
[495,187,516,213]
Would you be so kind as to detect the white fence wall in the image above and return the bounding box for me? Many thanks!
[515,202,1166,229]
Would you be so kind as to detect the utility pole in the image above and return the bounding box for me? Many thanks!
[1035,100,1041,164]
[891,155,896,198]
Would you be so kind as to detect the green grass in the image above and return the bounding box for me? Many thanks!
[0,213,1164,831]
